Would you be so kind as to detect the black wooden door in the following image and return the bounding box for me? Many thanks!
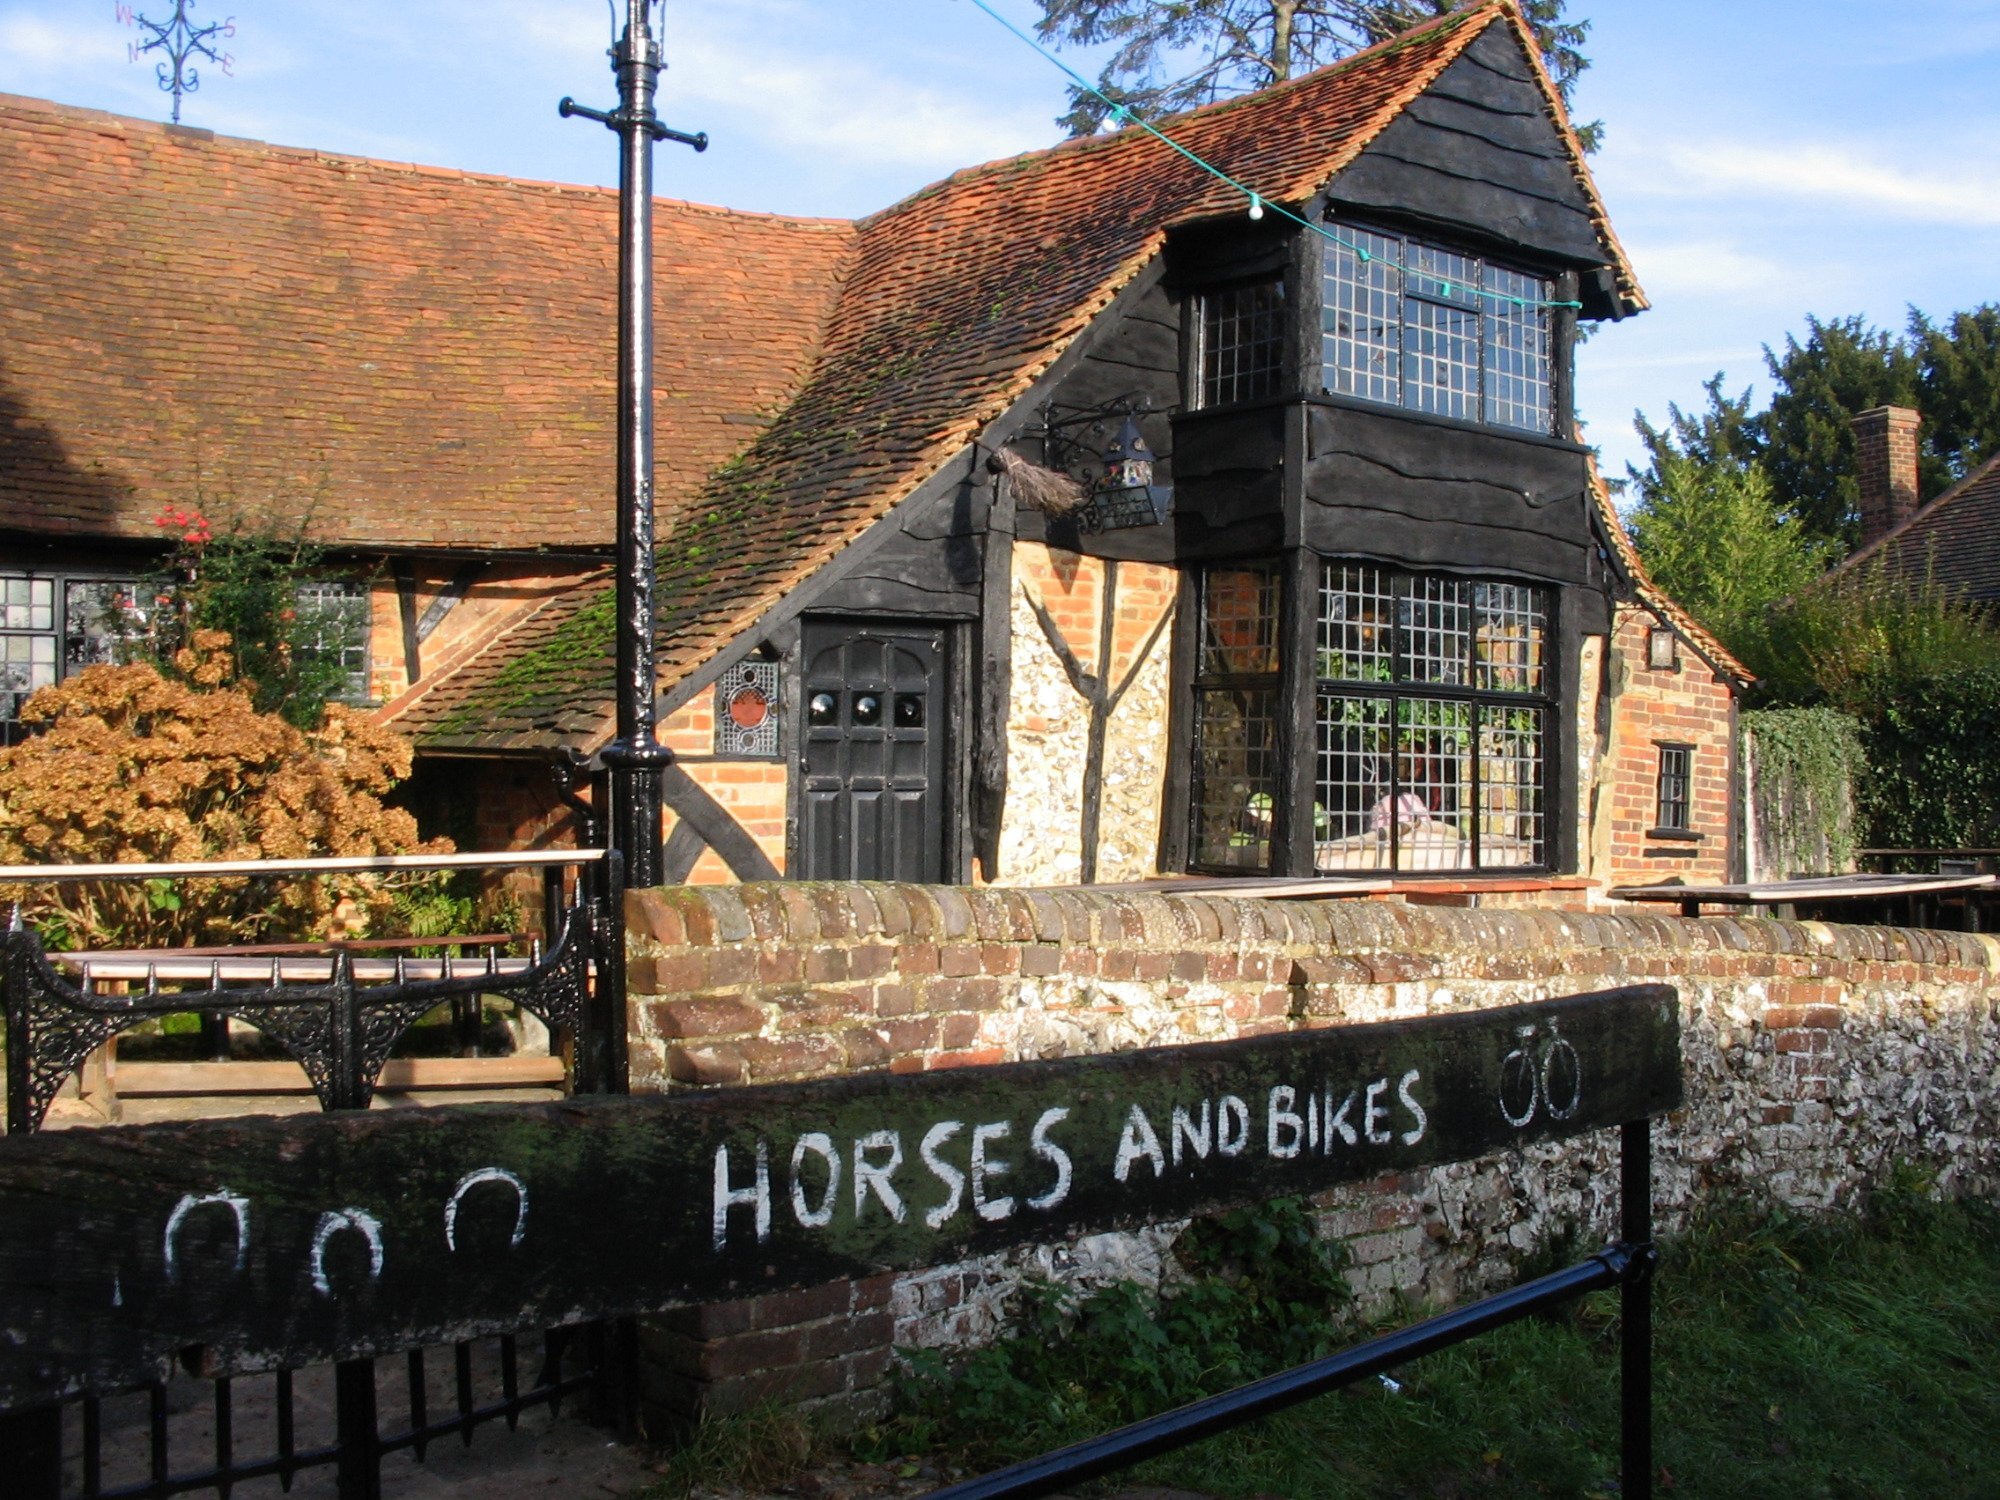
[800,622,948,882]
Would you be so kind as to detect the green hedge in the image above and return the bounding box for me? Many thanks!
[1861,666,2000,850]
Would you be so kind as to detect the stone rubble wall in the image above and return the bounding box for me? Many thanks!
[627,882,2000,1430]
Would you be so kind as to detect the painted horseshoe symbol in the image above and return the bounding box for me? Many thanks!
[309,1208,386,1297]
[444,1167,528,1252]
[163,1189,251,1282]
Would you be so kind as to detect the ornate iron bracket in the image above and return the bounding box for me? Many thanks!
[2,902,595,1133]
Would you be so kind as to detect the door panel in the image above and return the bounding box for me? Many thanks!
[799,622,947,882]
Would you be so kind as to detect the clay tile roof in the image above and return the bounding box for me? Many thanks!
[0,94,853,552]
[404,0,1641,751]
[1585,457,1752,685]
[1832,450,2000,602]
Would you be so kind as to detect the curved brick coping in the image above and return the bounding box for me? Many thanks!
[627,881,2000,978]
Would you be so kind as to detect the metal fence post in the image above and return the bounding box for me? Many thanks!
[334,1358,382,1500]
[1621,1117,1655,1500]
[5,926,32,1136]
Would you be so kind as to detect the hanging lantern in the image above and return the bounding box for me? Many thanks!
[1084,415,1171,531]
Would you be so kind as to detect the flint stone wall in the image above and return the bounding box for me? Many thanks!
[626,882,2000,1429]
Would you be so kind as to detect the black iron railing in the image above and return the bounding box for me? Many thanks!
[923,1118,1659,1500]
[0,844,631,1499]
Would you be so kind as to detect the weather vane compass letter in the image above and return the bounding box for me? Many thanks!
[118,1,236,125]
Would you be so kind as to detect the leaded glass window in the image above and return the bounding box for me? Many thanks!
[295,580,373,703]
[1200,278,1287,408]
[0,572,142,742]
[1321,223,1555,435]
[1190,564,1283,871]
[1312,563,1548,872]
[1655,744,1692,833]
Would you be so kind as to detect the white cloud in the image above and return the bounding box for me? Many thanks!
[0,10,127,81]
[1622,137,2000,230]
[1622,237,1803,304]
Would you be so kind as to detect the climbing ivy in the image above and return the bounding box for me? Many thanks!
[1741,708,1865,877]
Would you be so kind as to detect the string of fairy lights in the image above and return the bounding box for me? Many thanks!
[959,0,1585,313]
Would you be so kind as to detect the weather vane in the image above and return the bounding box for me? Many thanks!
[117,1,236,125]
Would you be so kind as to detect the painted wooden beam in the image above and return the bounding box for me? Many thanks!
[0,986,1677,1409]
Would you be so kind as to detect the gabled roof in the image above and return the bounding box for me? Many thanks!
[0,94,853,551]
[397,0,1642,751]
[1833,450,2000,601]
[1586,459,1752,686]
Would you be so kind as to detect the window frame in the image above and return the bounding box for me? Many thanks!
[293,578,375,705]
[1194,274,1290,410]
[0,568,146,743]
[1185,558,1556,877]
[1652,741,1696,838]
[1188,562,1286,874]
[1320,220,1557,436]
[1312,562,1552,874]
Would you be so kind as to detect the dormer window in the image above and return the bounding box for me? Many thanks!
[1198,277,1286,407]
[1321,222,1554,435]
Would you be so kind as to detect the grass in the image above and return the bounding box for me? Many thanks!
[814,1178,2000,1500]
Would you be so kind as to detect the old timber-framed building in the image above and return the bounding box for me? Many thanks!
[0,1,1745,901]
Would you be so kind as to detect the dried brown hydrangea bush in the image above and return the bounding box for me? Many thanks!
[0,633,448,949]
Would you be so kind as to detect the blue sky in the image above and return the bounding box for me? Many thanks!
[3,0,1997,486]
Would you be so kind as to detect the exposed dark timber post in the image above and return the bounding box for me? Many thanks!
[1622,1117,1655,1500]
[560,1,707,893]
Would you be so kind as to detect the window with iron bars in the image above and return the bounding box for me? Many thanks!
[0,571,144,744]
[1199,277,1288,408]
[1321,222,1555,435]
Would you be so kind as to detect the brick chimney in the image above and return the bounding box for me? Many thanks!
[1851,405,1921,546]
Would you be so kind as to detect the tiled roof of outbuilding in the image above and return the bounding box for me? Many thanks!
[1834,451,2000,602]
[399,0,1642,751]
[0,95,853,552]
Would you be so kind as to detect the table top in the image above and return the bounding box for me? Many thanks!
[1610,872,1998,906]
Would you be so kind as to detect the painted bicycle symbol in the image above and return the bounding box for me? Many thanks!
[1497,1019,1581,1128]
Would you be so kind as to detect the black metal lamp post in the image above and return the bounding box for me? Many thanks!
[560,1,706,891]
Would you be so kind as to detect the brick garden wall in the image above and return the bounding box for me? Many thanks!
[626,881,2000,1432]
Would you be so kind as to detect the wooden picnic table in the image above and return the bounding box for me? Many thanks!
[1609,872,1998,921]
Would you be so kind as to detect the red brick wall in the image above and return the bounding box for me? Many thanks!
[1595,604,1735,892]
[623,881,2000,1433]
[658,694,789,882]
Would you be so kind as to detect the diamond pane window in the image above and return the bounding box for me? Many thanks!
[1200,278,1287,408]
[1312,564,1549,872]
[1321,222,1555,435]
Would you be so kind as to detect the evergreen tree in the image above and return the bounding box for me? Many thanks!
[1625,380,1832,666]
[1759,315,1927,547]
[1758,306,2000,547]
[1912,305,2000,481]
[1034,0,1597,145]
